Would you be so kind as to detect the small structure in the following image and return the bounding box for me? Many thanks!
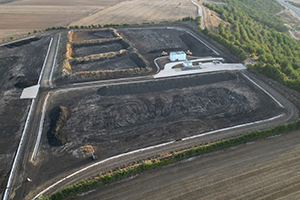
[161,51,168,56]
[80,145,94,158]
[20,84,40,99]
[182,61,193,67]
[170,51,186,61]
[186,50,192,55]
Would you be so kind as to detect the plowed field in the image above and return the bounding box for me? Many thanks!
[74,129,300,200]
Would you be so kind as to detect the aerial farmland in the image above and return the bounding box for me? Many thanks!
[1,0,300,200]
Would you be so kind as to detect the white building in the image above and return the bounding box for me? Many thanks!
[182,61,193,67]
[169,51,186,61]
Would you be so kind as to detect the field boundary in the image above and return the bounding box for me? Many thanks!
[4,36,54,200]
[0,36,36,47]
[50,34,61,88]
[37,117,300,200]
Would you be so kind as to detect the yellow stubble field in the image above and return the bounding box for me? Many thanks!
[0,0,126,38]
[71,0,197,26]
[0,0,197,39]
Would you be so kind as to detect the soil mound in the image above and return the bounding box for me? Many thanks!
[14,80,37,88]
[5,37,40,48]
[97,72,236,96]
[47,106,70,146]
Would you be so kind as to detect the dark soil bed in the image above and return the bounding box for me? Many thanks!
[72,39,130,58]
[117,27,218,69]
[37,71,284,186]
[70,53,146,72]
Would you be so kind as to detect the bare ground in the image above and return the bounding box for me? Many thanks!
[0,35,51,194]
[200,2,224,33]
[72,40,128,58]
[73,129,300,200]
[70,54,141,72]
[0,0,196,40]
[29,71,285,194]
[118,27,218,69]
[70,0,197,26]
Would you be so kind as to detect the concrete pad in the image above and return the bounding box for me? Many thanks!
[20,85,40,99]
[154,58,246,78]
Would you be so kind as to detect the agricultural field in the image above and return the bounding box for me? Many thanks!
[0,35,51,193]
[0,0,197,40]
[70,0,197,26]
[290,0,300,4]
[29,71,285,192]
[0,0,128,39]
[75,129,300,200]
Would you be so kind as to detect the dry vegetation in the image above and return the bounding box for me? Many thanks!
[0,0,127,39]
[278,9,300,24]
[70,0,197,26]
[0,0,197,40]
[200,1,224,33]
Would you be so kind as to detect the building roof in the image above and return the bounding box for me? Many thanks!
[170,51,186,55]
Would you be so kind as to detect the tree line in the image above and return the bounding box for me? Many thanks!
[202,0,300,93]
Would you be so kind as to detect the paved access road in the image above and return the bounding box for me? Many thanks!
[4,33,61,200]
[277,0,300,18]
[74,129,300,200]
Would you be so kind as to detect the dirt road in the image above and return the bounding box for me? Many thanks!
[3,33,61,200]
[75,129,300,200]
